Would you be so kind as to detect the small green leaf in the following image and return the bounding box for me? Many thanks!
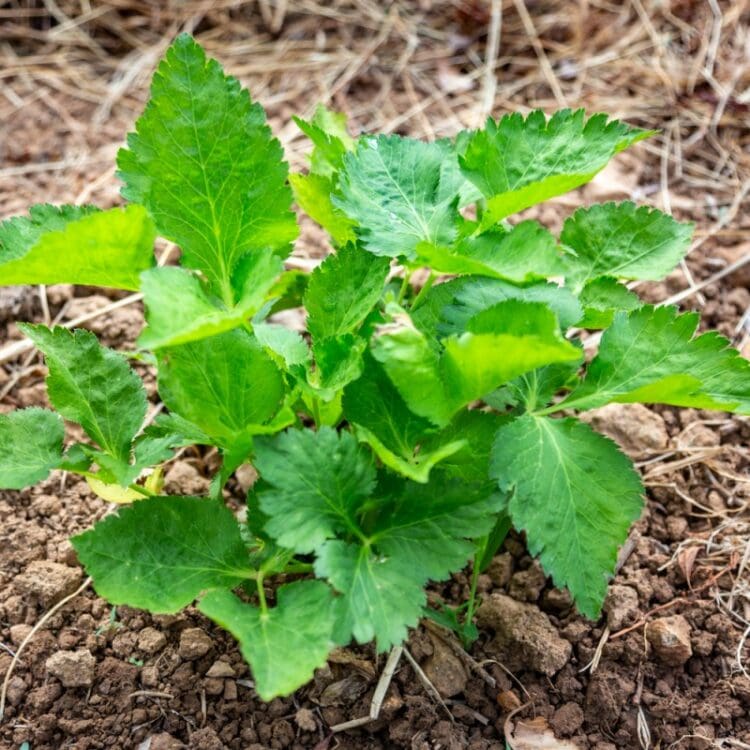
[0,205,155,290]
[304,244,390,341]
[199,581,336,701]
[290,173,356,245]
[73,497,253,612]
[253,322,310,368]
[417,221,563,282]
[139,250,282,349]
[560,305,750,414]
[561,202,693,290]
[491,415,643,617]
[334,135,462,259]
[157,330,285,446]
[458,110,651,226]
[0,408,65,489]
[117,34,297,301]
[253,428,376,554]
[310,335,365,392]
[21,325,147,463]
[294,104,355,177]
[576,276,641,329]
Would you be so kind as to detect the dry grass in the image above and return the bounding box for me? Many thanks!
[1,0,750,682]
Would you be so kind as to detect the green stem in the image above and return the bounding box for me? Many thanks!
[411,272,436,311]
[311,397,322,429]
[284,562,314,575]
[464,557,482,629]
[396,268,413,305]
[256,573,268,616]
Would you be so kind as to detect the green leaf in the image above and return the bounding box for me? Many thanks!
[334,135,462,259]
[0,408,65,489]
[491,415,643,617]
[310,335,365,393]
[72,496,253,612]
[253,322,310,368]
[157,329,285,446]
[117,34,297,302]
[561,202,693,290]
[576,276,641,329]
[199,581,336,701]
[559,305,750,414]
[439,277,583,336]
[0,205,155,290]
[253,427,376,554]
[343,357,464,483]
[290,173,356,246]
[372,302,581,426]
[458,110,651,226]
[417,221,563,282]
[304,244,390,341]
[139,250,282,349]
[315,480,504,649]
[21,325,147,462]
[294,104,355,177]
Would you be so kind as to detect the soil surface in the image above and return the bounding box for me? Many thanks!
[2,2,750,749]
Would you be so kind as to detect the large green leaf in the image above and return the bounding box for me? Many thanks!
[21,325,147,463]
[117,33,297,302]
[157,329,285,446]
[561,202,693,290]
[491,415,643,617]
[304,244,389,341]
[334,135,462,259]
[72,496,253,611]
[0,408,65,489]
[458,110,651,226]
[314,480,504,649]
[199,581,336,701]
[417,221,563,282]
[0,205,155,290]
[558,305,750,414]
[372,302,581,426]
[139,249,282,349]
[253,428,376,554]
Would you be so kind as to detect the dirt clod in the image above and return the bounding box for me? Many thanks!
[206,659,236,678]
[178,627,213,660]
[645,615,692,666]
[15,560,82,606]
[138,626,167,655]
[581,403,669,454]
[421,633,468,697]
[149,732,186,750]
[550,702,585,736]
[45,648,96,688]
[295,707,317,731]
[477,593,572,675]
[603,584,640,631]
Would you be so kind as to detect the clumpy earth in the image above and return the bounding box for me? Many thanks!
[1,280,749,750]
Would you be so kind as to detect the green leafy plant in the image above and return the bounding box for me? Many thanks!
[2,35,748,699]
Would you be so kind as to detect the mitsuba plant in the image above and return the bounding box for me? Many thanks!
[1,35,749,700]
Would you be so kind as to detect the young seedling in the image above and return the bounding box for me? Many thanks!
[1,34,748,699]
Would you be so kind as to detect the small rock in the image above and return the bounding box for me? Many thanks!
[149,732,186,750]
[476,593,572,675]
[235,464,258,493]
[203,677,224,695]
[178,628,213,660]
[581,403,668,454]
[138,627,167,655]
[603,585,640,631]
[586,668,635,727]
[206,660,236,678]
[5,676,26,706]
[164,461,209,495]
[421,633,468,697]
[15,560,83,606]
[295,707,317,732]
[541,587,573,612]
[550,702,585,736]
[497,690,521,712]
[645,615,692,666]
[223,680,238,701]
[486,553,513,587]
[318,674,369,707]
[509,561,547,602]
[677,424,720,448]
[141,665,159,688]
[9,623,32,646]
[46,649,96,688]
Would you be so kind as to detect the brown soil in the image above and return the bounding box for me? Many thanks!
[2,2,750,749]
